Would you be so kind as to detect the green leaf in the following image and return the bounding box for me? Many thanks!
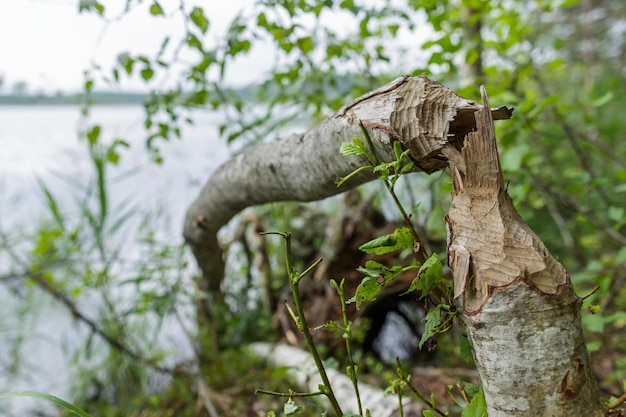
[37,179,64,228]
[86,125,101,145]
[189,7,209,34]
[428,51,444,65]
[348,277,382,310]
[405,253,443,297]
[78,0,104,15]
[339,0,355,11]
[356,260,389,278]
[149,2,163,16]
[340,137,368,156]
[460,334,473,363]
[460,381,481,398]
[419,307,442,349]
[357,262,415,286]
[230,39,251,55]
[117,52,135,75]
[372,161,393,180]
[359,227,414,255]
[591,91,614,107]
[608,206,625,223]
[0,391,94,417]
[106,149,120,164]
[399,161,415,176]
[586,339,602,353]
[462,386,487,417]
[582,300,600,314]
[419,304,452,349]
[500,143,530,172]
[393,140,405,161]
[422,411,436,417]
[582,313,606,332]
[296,36,314,54]
[187,34,203,51]
[140,67,154,81]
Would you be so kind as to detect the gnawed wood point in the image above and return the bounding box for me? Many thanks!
[446,86,568,313]
[444,86,603,417]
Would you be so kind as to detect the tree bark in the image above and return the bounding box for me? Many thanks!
[183,75,511,294]
[180,76,608,415]
[445,87,605,416]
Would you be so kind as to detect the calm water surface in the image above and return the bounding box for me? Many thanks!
[1,105,230,226]
[0,104,425,415]
[0,104,232,415]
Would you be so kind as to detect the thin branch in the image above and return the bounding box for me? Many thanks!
[265,232,344,416]
[530,71,612,208]
[550,190,626,247]
[608,389,626,410]
[530,176,578,257]
[396,359,447,417]
[0,236,180,377]
[255,389,325,398]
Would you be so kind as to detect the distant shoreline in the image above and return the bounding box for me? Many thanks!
[0,92,147,106]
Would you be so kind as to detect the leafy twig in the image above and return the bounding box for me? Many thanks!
[0,235,178,377]
[330,279,363,415]
[260,232,344,417]
[607,386,626,410]
[395,359,448,417]
[338,122,429,263]
[255,388,325,398]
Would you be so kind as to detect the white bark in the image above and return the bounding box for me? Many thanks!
[462,283,601,416]
[249,342,424,416]
[179,76,607,416]
[445,87,604,416]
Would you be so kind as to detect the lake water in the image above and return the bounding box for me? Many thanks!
[0,105,234,415]
[0,104,433,415]
[0,105,232,227]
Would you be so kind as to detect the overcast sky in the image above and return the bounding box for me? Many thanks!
[0,0,269,93]
[0,0,430,95]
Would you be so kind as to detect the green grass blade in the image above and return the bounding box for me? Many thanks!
[0,390,93,417]
[37,178,65,228]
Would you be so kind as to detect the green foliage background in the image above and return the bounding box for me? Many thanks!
[1,0,625,415]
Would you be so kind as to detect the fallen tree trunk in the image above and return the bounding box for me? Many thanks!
[183,76,607,415]
[184,75,510,294]
[445,87,604,416]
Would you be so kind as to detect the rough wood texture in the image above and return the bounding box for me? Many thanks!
[183,75,512,293]
[445,87,604,416]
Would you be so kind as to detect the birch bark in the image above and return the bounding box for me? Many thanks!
[182,76,607,415]
[183,75,509,293]
[445,87,604,416]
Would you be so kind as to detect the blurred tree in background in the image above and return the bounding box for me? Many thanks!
[1,0,624,415]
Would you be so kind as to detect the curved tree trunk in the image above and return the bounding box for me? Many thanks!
[183,76,605,415]
[184,75,506,295]
[445,87,604,416]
